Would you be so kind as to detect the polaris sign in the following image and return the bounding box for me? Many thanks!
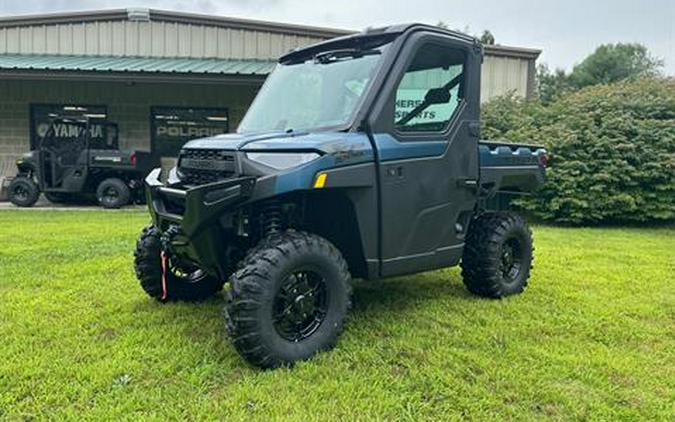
[155,126,224,138]
[152,106,229,157]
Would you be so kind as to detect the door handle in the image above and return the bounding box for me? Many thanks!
[458,179,478,191]
[385,166,404,178]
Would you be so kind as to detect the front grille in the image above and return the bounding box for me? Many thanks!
[181,149,234,161]
[178,148,236,185]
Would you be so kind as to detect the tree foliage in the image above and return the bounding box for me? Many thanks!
[436,22,495,45]
[482,78,675,224]
[536,64,572,104]
[569,43,663,88]
[537,43,663,103]
[479,30,495,45]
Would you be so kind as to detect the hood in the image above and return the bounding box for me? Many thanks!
[182,131,290,150]
[182,131,371,155]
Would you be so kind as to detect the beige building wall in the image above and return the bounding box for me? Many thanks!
[481,55,532,101]
[0,79,260,179]
[0,15,538,103]
[0,20,330,60]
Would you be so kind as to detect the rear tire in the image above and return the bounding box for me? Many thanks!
[8,177,39,207]
[225,231,352,369]
[133,225,224,302]
[96,178,130,209]
[460,212,533,298]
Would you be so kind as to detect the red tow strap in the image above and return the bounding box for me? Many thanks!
[160,251,168,302]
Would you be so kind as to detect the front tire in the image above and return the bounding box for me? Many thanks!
[225,231,352,369]
[96,178,130,209]
[461,212,533,298]
[8,177,39,207]
[133,225,224,302]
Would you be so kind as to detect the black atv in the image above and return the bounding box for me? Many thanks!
[134,24,548,368]
[8,116,157,208]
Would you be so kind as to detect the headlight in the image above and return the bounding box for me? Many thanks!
[245,152,320,170]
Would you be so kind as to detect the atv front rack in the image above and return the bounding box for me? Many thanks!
[145,168,256,236]
[144,168,256,278]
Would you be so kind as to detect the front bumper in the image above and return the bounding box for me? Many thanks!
[144,168,256,278]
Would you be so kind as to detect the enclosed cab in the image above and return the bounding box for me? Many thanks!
[133,24,547,368]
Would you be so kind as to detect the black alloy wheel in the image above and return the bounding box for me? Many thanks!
[133,225,225,302]
[102,186,119,202]
[500,237,524,284]
[225,231,352,368]
[13,185,29,201]
[96,178,130,208]
[167,257,208,283]
[460,212,533,298]
[272,269,328,342]
[8,177,39,207]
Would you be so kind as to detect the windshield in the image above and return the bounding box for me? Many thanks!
[238,43,389,133]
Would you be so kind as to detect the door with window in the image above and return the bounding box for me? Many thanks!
[371,35,481,276]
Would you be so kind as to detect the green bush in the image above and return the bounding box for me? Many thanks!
[481,78,675,224]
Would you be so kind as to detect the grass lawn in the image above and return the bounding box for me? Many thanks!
[0,210,673,420]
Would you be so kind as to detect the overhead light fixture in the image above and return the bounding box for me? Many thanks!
[127,8,150,22]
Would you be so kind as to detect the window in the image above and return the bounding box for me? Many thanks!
[151,107,229,157]
[238,43,387,134]
[30,104,107,149]
[394,43,464,133]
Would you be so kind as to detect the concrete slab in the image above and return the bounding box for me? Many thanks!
[0,198,146,212]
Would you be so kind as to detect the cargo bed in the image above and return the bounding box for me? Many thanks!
[478,141,547,197]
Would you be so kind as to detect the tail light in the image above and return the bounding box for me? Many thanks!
[130,153,137,166]
[538,153,549,168]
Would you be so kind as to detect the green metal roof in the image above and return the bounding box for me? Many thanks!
[0,54,276,76]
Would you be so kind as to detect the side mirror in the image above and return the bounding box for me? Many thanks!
[424,87,452,105]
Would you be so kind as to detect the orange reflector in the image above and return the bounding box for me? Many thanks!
[314,173,327,188]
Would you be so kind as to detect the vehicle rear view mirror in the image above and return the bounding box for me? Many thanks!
[424,87,451,105]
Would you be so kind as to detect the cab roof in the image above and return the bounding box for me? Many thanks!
[279,23,480,64]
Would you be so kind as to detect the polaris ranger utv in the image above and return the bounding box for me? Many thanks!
[134,24,547,368]
[8,116,156,208]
